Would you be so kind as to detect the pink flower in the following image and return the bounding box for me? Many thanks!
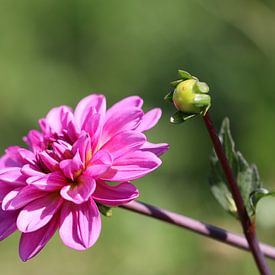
[0,95,168,261]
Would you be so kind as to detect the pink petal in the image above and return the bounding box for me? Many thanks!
[17,194,63,233]
[93,181,139,206]
[59,199,101,250]
[38,151,59,172]
[140,142,169,156]
[0,167,26,187]
[21,164,45,177]
[74,94,106,130]
[85,151,113,178]
[0,185,14,202]
[0,208,18,241]
[60,176,96,204]
[6,146,36,166]
[101,151,162,181]
[59,151,84,181]
[52,140,73,160]
[2,186,47,211]
[72,133,92,164]
[19,215,59,261]
[101,108,143,143]
[23,130,44,152]
[105,96,143,121]
[99,131,146,159]
[45,106,73,134]
[27,171,66,191]
[0,154,17,168]
[135,108,162,132]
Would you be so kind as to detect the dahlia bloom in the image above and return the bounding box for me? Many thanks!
[0,94,168,261]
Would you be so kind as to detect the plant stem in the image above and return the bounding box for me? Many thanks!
[203,112,271,275]
[120,200,275,260]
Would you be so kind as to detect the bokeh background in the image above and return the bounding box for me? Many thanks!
[1,0,275,274]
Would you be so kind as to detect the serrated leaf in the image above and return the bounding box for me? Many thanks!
[209,118,262,219]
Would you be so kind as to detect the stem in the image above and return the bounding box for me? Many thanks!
[203,112,271,275]
[120,200,275,260]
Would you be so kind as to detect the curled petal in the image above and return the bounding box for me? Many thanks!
[0,167,26,187]
[140,142,169,157]
[23,130,44,152]
[105,96,143,121]
[19,215,59,262]
[99,131,146,159]
[72,133,91,164]
[60,176,96,204]
[102,108,143,143]
[59,199,101,250]
[17,194,63,233]
[38,151,59,172]
[135,108,162,132]
[27,171,66,191]
[74,94,106,130]
[101,151,162,182]
[93,181,139,206]
[59,151,83,181]
[85,151,113,178]
[2,186,47,211]
[0,208,18,241]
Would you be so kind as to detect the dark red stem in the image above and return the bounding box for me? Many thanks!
[203,112,271,275]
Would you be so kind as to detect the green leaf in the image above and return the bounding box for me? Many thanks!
[178,70,193,80]
[170,111,196,124]
[164,90,174,103]
[170,80,183,87]
[97,204,113,217]
[249,188,275,216]
[209,118,262,218]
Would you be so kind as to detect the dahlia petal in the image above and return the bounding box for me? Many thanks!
[140,142,169,156]
[0,154,17,168]
[0,208,18,240]
[27,171,66,191]
[23,130,44,152]
[72,133,91,164]
[6,146,36,166]
[85,151,113,178]
[105,96,143,120]
[93,181,139,206]
[17,194,63,233]
[45,106,73,134]
[100,131,146,159]
[19,215,59,261]
[74,94,106,129]
[60,176,96,204]
[0,167,26,186]
[0,185,14,202]
[52,140,73,160]
[135,108,162,132]
[38,151,59,172]
[59,151,83,181]
[21,164,45,177]
[59,199,101,250]
[102,108,143,143]
[101,151,162,181]
[2,186,47,211]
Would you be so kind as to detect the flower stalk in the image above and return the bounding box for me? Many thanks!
[120,200,275,260]
[203,112,271,275]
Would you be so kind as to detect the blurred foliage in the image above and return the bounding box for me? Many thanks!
[0,0,275,274]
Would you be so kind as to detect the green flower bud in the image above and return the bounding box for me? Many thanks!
[173,79,211,114]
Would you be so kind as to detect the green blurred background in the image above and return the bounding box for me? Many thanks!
[1,0,275,274]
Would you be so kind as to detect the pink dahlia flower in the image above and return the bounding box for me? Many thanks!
[0,94,168,261]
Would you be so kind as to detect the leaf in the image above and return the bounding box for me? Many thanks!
[209,118,262,218]
[164,91,174,103]
[97,204,113,217]
[178,70,193,80]
[170,111,196,124]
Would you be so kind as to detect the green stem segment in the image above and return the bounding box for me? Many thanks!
[203,112,271,275]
